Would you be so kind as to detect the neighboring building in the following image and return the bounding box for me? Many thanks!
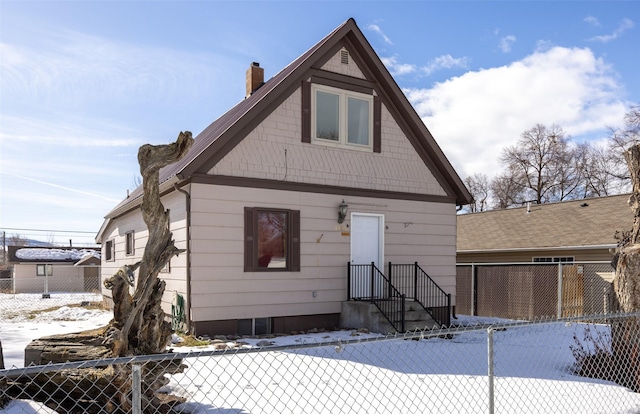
[96,18,471,336]
[456,194,633,319]
[457,194,633,264]
[5,246,101,294]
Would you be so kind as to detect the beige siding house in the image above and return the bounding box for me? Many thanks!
[6,246,101,294]
[97,18,471,336]
[457,194,633,263]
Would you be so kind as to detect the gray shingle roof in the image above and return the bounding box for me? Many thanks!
[457,194,633,252]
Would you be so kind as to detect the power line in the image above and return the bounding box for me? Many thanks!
[1,227,97,234]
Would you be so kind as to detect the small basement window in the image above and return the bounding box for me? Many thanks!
[238,318,272,336]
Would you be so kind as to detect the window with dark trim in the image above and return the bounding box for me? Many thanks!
[105,240,115,261]
[244,207,300,272]
[302,80,381,153]
[125,231,135,256]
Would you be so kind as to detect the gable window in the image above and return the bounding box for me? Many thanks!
[125,231,135,256]
[36,264,53,277]
[244,207,300,272]
[312,84,373,150]
[105,240,114,261]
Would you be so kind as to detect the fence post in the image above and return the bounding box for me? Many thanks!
[471,263,476,316]
[132,364,142,414]
[557,263,563,318]
[487,328,495,414]
[43,270,50,299]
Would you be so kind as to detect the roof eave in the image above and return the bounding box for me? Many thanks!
[457,244,617,254]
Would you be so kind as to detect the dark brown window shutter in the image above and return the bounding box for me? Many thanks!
[373,95,381,153]
[290,210,301,271]
[301,81,311,143]
[244,207,254,271]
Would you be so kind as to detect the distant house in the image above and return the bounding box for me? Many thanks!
[457,194,633,264]
[456,194,633,319]
[96,18,471,336]
[5,246,101,294]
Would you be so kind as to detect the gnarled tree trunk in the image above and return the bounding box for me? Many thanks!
[612,144,640,391]
[5,131,194,413]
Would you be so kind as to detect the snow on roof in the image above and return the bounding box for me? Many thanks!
[15,248,101,262]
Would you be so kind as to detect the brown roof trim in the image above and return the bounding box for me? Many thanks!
[103,18,472,219]
[191,174,456,204]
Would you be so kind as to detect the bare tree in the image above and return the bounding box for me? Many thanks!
[463,173,489,212]
[500,124,579,205]
[490,169,525,209]
[603,105,640,192]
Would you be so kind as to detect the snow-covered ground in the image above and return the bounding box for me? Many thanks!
[2,294,640,413]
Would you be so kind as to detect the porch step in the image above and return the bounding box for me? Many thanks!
[340,300,439,334]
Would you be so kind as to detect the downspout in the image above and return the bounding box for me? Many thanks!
[174,183,192,334]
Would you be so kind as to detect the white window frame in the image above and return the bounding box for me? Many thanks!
[36,264,53,277]
[311,84,373,151]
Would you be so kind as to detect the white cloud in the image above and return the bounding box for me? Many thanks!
[367,24,394,45]
[498,35,517,53]
[422,55,469,76]
[0,114,140,147]
[584,16,601,27]
[381,56,417,76]
[588,18,634,43]
[0,30,227,108]
[405,46,628,180]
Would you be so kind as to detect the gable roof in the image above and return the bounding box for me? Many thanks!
[104,18,471,221]
[457,194,633,253]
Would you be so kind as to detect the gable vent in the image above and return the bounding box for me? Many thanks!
[340,50,349,65]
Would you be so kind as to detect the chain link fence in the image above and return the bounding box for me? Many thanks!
[3,313,640,413]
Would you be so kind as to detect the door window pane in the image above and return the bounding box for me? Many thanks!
[316,91,339,141]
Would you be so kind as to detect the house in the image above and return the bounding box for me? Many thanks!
[96,18,472,336]
[456,194,633,319]
[4,246,101,294]
[457,193,633,263]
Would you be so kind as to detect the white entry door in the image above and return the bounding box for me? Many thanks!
[350,213,384,298]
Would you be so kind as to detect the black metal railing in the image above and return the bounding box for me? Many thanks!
[388,262,452,327]
[348,262,405,332]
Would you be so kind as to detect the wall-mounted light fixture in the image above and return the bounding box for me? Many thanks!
[338,199,348,224]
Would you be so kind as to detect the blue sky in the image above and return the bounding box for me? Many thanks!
[0,1,638,245]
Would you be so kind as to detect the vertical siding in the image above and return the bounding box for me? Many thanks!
[189,183,457,322]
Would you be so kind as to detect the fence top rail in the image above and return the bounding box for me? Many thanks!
[456,261,613,266]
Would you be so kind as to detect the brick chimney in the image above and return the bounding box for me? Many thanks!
[246,62,264,97]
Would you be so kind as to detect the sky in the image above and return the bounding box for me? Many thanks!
[0,1,638,245]
[2,297,640,412]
